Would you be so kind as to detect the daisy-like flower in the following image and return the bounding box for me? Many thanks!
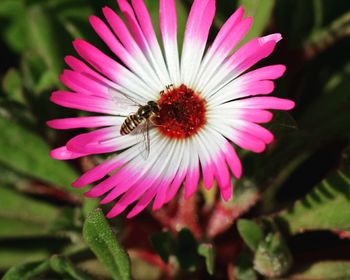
[48,0,295,218]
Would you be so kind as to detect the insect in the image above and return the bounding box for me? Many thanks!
[120,101,160,136]
[108,84,173,158]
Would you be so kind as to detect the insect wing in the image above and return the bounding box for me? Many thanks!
[108,87,140,115]
[130,120,151,160]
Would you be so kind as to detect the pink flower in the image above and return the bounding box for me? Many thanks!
[48,0,295,218]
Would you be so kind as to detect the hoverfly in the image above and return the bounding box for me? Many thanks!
[107,84,173,159]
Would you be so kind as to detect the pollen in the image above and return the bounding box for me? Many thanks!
[154,84,207,139]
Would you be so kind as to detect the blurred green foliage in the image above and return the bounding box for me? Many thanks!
[0,0,350,279]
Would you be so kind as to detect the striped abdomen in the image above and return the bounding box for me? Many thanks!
[120,114,143,135]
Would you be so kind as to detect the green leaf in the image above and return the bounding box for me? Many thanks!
[2,260,50,280]
[150,231,175,263]
[2,68,25,104]
[238,0,276,45]
[277,169,350,235]
[0,187,58,238]
[175,228,198,272]
[0,0,21,17]
[234,252,258,280]
[289,261,350,280]
[253,232,293,277]
[26,4,64,76]
[0,116,79,193]
[50,255,93,280]
[237,219,264,251]
[83,208,131,280]
[197,243,215,275]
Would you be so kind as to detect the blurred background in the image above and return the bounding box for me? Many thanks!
[0,0,350,279]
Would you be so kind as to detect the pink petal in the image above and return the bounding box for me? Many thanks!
[234,121,274,144]
[239,109,273,123]
[64,55,116,89]
[240,65,286,82]
[131,0,159,47]
[50,146,87,160]
[229,33,282,73]
[231,96,295,111]
[73,39,121,82]
[184,160,200,199]
[202,160,215,189]
[152,178,173,210]
[181,0,215,86]
[66,127,121,154]
[224,142,242,179]
[85,167,134,198]
[164,169,187,204]
[213,151,231,192]
[230,130,266,153]
[102,6,137,53]
[160,0,177,40]
[220,182,233,201]
[127,186,158,218]
[50,91,117,115]
[72,157,125,187]
[47,116,121,130]
[209,6,245,54]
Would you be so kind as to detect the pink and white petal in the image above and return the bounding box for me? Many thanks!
[127,186,158,218]
[106,182,155,218]
[219,96,295,111]
[132,138,178,208]
[184,150,200,199]
[208,108,273,124]
[65,56,148,105]
[72,142,143,189]
[163,139,190,204]
[102,7,137,53]
[65,56,134,98]
[85,165,136,199]
[50,91,122,115]
[90,15,162,94]
[102,138,172,204]
[50,146,88,160]
[60,70,105,96]
[66,126,139,154]
[131,0,171,85]
[152,140,184,209]
[102,7,166,93]
[203,34,282,96]
[73,39,153,99]
[160,0,181,85]
[207,6,245,55]
[237,65,286,82]
[223,141,242,179]
[204,128,235,191]
[230,130,267,153]
[86,132,166,200]
[73,157,126,188]
[181,0,215,88]
[213,150,231,193]
[194,133,216,189]
[208,80,275,106]
[47,116,123,130]
[230,121,275,144]
[117,0,171,86]
[214,123,266,153]
[207,65,286,103]
[228,34,282,74]
[196,14,252,92]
